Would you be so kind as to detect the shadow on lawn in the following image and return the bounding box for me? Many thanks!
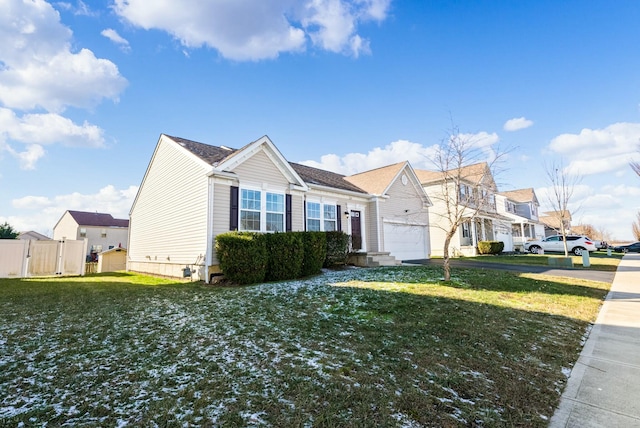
[0,267,612,427]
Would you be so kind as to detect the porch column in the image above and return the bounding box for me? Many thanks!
[471,220,478,247]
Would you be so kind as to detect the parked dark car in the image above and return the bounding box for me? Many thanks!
[612,242,640,253]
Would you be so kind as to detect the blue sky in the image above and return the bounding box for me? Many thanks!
[1,0,640,240]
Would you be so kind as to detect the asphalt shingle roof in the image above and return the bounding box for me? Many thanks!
[290,163,367,194]
[344,162,406,195]
[499,188,537,203]
[168,134,368,194]
[167,135,238,166]
[67,210,129,227]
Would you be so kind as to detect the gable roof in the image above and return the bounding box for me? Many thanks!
[344,162,406,195]
[18,231,51,240]
[499,188,539,204]
[164,134,366,195]
[416,162,492,187]
[66,210,129,228]
[166,135,237,166]
[290,163,367,194]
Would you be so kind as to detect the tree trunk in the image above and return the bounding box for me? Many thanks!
[443,233,454,282]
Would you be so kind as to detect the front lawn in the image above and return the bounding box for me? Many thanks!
[463,251,623,271]
[0,268,610,427]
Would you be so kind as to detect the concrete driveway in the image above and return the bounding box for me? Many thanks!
[403,258,616,283]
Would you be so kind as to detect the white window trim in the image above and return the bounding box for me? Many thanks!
[239,186,286,233]
[306,199,337,232]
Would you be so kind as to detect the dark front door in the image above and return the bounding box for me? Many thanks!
[350,210,362,250]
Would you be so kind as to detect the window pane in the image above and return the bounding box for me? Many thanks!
[308,219,321,231]
[324,220,336,231]
[241,189,261,210]
[307,202,320,219]
[267,213,284,232]
[267,193,284,213]
[323,204,336,220]
[241,211,260,231]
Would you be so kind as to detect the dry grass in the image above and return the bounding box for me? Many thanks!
[0,267,610,427]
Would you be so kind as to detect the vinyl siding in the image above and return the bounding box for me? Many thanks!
[232,151,290,189]
[377,168,430,255]
[365,200,378,252]
[424,182,464,257]
[53,213,80,240]
[129,137,210,270]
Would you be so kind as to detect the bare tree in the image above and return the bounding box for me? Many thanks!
[427,125,509,281]
[633,212,640,241]
[544,161,581,257]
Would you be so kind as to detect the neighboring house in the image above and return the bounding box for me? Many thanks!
[127,134,433,282]
[53,210,129,261]
[539,210,572,237]
[496,188,546,251]
[18,231,51,241]
[416,162,514,256]
[344,162,432,261]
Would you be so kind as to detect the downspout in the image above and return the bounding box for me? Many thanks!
[376,197,382,252]
[205,176,215,284]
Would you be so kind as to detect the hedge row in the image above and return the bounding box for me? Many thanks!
[216,231,347,285]
[477,241,505,255]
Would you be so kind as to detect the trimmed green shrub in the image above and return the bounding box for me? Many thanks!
[215,232,267,285]
[265,232,304,281]
[478,241,505,255]
[325,231,350,267]
[297,231,327,277]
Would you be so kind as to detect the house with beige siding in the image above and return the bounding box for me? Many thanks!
[128,134,433,282]
[416,162,514,256]
[53,210,129,260]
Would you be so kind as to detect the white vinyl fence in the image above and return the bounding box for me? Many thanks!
[0,239,88,278]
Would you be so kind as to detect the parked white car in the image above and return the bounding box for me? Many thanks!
[524,235,597,256]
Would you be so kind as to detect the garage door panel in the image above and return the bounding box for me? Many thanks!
[383,223,428,261]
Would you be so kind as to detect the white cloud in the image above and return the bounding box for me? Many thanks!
[0,0,125,168]
[503,117,533,131]
[300,132,500,175]
[0,108,105,147]
[0,0,127,112]
[547,122,640,176]
[536,182,640,241]
[300,139,439,175]
[5,144,46,170]
[113,0,391,61]
[0,107,105,169]
[101,28,131,52]
[6,185,138,234]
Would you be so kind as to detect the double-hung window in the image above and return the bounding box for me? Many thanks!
[266,193,285,232]
[306,201,337,231]
[324,204,337,231]
[461,221,471,238]
[239,189,285,232]
[307,202,321,231]
[240,189,262,231]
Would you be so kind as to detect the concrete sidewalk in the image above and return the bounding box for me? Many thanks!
[550,253,640,427]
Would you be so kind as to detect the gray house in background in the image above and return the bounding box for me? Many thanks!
[53,210,129,261]
[18,231,51,241]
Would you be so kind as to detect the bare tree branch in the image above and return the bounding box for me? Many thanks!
[544,160,582,257]
[426,123,512,281]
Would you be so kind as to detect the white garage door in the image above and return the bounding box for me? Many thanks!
[383,222,428,261]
